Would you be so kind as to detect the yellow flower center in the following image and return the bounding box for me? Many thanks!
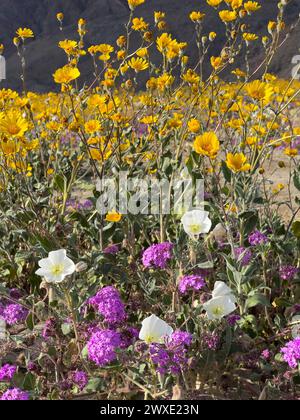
[212,306,223,316]
[51,264,64,276]
[188,223,202,234]
[8,124,21,135]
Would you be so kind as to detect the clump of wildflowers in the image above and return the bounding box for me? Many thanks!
[87,329,122,366]
[203,332,221,351]
[248,230,268,246]
[149,331,193,375]
[88,286,126,325]
[72,371,88,391]
[103,244,120,255]
[2,304,28,326]
[178,274,206,295]
[281,338,300,369]
[1,388,29,400]
[142,242,173,269]
[279,266,298,281]
[234,247,252,266]
[227,314,241,327]
[0,364,16,381]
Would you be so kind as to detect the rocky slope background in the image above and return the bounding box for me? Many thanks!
[0,0,300,91]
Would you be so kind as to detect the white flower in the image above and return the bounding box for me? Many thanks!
[35,249,76,284]
[139,314,173,344]
[181,209,212,239]
[203,295,236,320]
[0,318,6,341]
[212,281,237,303]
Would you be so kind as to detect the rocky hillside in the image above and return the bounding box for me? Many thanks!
[0,0,299,91]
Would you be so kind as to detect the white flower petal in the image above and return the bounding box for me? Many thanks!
[49,249,67,264]
[139,314,173,343]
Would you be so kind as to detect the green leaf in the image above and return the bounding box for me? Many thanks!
[26,312,34,331]
[196,261,214,269]
[221,160,232,183]
[292,221,300,239]
[61,323,72,336]
[246,293,270,309]
[239,210,258,236]
[85,378,101,392]
[293,172,300,192]
[54,174,66,193]
[23,372,36,391]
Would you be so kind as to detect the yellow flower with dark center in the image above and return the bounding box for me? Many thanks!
[132,17,149,31]
[57,13,64,22]
[0,111,28,138]
[136,48,148,58]
[0,139,20,155]
[156,73,174,91]
[128,57,149,72]
[59,40,78,55]
[284,148,298,158]
[226,0,243,9]
[194,132,220,159]
[244,1,261,13]
[97,44,114,61]
[84,120,102,134]
[141,115,158,125]
[245,80,274,103]
[53,65,80,84]
[219,10,237,22]
[106,211,122,223]
[226,153,251,172]
[16,28,34,39]
[156,33,173,54]
[211,56,223,70]
[154,12,165,23]
[207,0,223,6]
[243,33,258,42]
[190,11,206,22]
[182,69,200,84]
[232,68,246,78]
[128,0,145,10]
[188,119,201,133]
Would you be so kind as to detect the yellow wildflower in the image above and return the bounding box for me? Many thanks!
[194,132,220,159]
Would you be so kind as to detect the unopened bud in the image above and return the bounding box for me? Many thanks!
[75,262,88,273]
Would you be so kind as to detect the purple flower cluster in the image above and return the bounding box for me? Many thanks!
[178,274,206,295]
[281,338,300,369]
[279,266,298,281]
[103,244,120,255]
[0,364,16,382]
[149,331,192,375]
[72,371,88,391]
[203,332,220,351]
[1,388,29,400]
[261,349,271,361]
[248,230,268,246]
[142,242,173,269]
[87,329,121,366]
[169,331,193,347]
[234,247,252,266]
[0,304,28,326]
[227,314,241,327]
[66,198,93,212]
[88,286,126,325]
